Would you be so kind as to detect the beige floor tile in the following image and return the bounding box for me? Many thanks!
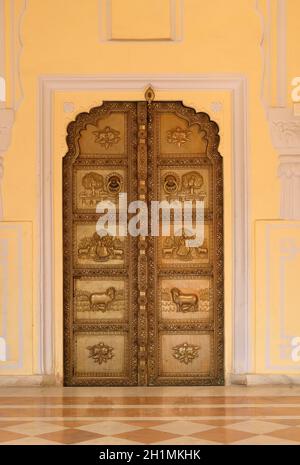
[232,434,300,445]
[2,421,67,436]
[229,420,289,434]
[120,420,170,427]
[0,437,63,445]
[152,436,221,445]
[79,436,141,445]
[151,420,214,435]
[78,421,140,435]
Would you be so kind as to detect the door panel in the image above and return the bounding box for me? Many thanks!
[147,102,224,385]
[63,99,224,386]
[63,102,139,386]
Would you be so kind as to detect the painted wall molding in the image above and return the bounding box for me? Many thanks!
[99,0,183,42]
[0,374,57,387]
[0,222,32,375]
[0,108,14,218]
[0,0,27,219]
[269,107,300,219]
[37,74,250,380]
[231,373,300,386]
[256,0,300,220]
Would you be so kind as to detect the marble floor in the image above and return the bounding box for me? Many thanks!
[0,386,300,444]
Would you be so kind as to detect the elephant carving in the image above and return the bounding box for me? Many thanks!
[170,288,199,313]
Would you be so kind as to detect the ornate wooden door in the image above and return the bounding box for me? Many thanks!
[63,93,224,386]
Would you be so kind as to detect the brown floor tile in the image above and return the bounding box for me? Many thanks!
[0,421,30,428]
[0,430,27,443]
[265,419,300,426]
[268,427,300,442]
[120,421,171,427]
[50,421,97,428]
[114,428,179,444]
[38,428,103,445]
[192,419,243,426]
[191,427,257,444]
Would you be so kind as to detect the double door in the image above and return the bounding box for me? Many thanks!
[63,96,224,386]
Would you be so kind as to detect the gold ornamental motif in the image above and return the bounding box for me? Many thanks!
[75,287,117,312]
[145,85,155,104]
[78,233,124,262]
[93,126,121,149]
[162,232,208,261]
[80,171,123,208]
[167,127,192,147]
[162,171,205,201]
[172,342,200,364]
[86,342,114,365]
[161,284,210,314]
[163,173,180,195]
[170,288,199,313]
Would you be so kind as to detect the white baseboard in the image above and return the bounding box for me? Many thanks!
[1,373,300,387]
[0,375,59,387]
[230,373,300,386]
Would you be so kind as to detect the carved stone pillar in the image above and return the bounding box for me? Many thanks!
[0,108,14,219]
[269,108,300,220]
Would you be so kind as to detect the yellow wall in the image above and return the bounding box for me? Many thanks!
[1,0,300,381]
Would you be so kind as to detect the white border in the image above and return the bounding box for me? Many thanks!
[38,74,250,377]
[99,0,183,42]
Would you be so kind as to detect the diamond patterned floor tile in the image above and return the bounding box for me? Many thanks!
[78,421,140,435]
[152,420,214,435]
[2,421,66,436]
[0,437,63,445]
[229,420,289,434]
[268,427,300,442]
[79,436,141,445]
[114,428,179,444]
[50,421,97,428]
[191,427,257,444]
[232,434,300,445]
[0,421,30,428]
[0,430,27,443]
[38,428,103,445]
[192,419,246,426]
[152,436,221,445]
[265,419,300,426]
[120,420,170,427]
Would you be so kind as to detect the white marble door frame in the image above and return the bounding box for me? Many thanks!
[38,74,250,380]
